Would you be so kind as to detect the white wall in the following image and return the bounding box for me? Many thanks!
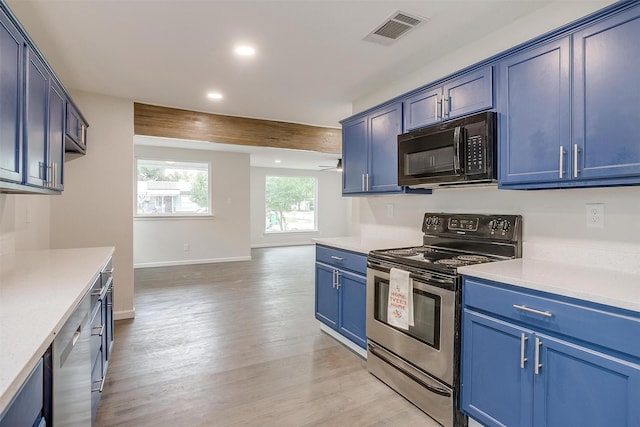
[250,167,350,247]
[0,194,50,255]
[134,145,251,267]
[354,0,616,113]
[49,91,135,319]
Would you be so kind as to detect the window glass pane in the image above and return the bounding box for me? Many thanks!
[265,176,316,232]
[136,159,209,216]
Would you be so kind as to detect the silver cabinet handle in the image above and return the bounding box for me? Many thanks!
[443,96,449,118]
[559,146,565,178]
[366,173,370,191]
[534,337,542,375]
[92,376,106,393]
[361,174,365,192]
[92,325,105,337]
[513,304,552,318]
[335,271,341,289]
[331,270,336,288]
[330,256,344,261]
[520,333,528,369]
[573,144,579,177]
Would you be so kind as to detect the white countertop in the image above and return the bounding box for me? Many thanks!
[313,236,420,254]
[0,247,114,414]
[459,258,640,313]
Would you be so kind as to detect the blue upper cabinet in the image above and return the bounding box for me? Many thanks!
[341,115,368,194]
[498,38,571,186]
[404,66,493,131]
[25,47,49,188]
[342,102,403,195]
[368,102,403,193]
[0,11,23,184]
[572,6,640,182]
[499,3,640,189]
[48,80,65,191]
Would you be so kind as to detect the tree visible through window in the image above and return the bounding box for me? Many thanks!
[136,159,210,216]
[265,176,317,232]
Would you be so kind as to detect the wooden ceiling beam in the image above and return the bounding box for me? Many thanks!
[134,103,341,154]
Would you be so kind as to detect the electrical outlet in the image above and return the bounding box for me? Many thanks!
[585,203,604,228]
[183,243,190,251]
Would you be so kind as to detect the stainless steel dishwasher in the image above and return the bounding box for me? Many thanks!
[53,290,91,426]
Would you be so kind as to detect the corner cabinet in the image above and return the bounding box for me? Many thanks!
[499,4,640,189]
[460,277,640,427]
[342,102,404,195]
[315,245,367,349]
[404,66,494,131]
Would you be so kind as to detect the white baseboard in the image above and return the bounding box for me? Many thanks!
[114,308,135,320]
[251,242,314,248]
[319,322,367,359]
[134,256,251,269]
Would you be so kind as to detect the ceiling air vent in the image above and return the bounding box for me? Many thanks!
[363,11,427,45]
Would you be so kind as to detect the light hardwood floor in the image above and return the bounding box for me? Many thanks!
[95,246,437,426]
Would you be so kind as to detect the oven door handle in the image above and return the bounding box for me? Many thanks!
[367,344,452,398]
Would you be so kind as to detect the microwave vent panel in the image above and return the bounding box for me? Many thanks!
[363,11,428,45]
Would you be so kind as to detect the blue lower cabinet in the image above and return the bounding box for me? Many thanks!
[534,333,640,427]
[315,245,367,349]
[337,270,367,348]
[461,277,640,427]
[0,358,44,427]
[461,310,533,427]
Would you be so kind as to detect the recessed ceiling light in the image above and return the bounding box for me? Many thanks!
[207,92,223,100]
[235,45,256,56]
[274,159,281,164]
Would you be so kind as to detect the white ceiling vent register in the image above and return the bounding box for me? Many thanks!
[363,11,428,45]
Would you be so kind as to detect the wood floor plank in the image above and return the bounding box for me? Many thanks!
[95,246,438,426]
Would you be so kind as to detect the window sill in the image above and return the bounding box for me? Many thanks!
[263,230,319,236]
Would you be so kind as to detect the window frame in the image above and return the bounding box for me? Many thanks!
[264,175,318,234]
[134,157,212,219]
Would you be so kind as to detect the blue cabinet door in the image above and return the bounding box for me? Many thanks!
[337,270,366,348]
[573,7,640,182]
[461,309,534,427]
[443,66,493,120]
[368,102,403,193]
[403,86,442,130]
[342,116,368,194]
[48,81,65,191]
[498,38,571,186]
[25,48,49,188]
[534,333,640,427]
[315,263,338,329]
[0,12,23,184]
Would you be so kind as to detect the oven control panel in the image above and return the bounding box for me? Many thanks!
[422,213,521,241]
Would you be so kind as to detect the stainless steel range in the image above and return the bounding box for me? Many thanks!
[366,213,522,427]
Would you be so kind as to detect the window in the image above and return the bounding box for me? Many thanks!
[265,176,317,233]
[136,159,209,216]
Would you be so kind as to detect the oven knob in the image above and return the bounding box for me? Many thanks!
[502,221,511,232]
[425,217,433,226]
[433,217,440,226]
[489,220,498,230]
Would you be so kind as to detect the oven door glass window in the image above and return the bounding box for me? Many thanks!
[374,277,441,349]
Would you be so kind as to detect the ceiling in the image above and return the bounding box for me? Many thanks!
[6,0,555,170]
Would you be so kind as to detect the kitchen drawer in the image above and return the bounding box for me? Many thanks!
[463,278,640,359]
[91,351,103,425]
[90,300,103,363]
[316,245,366,274]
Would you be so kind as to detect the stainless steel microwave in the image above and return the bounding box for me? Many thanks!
[398,111,496,188]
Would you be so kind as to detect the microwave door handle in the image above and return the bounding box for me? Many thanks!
[453,126,462,174]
